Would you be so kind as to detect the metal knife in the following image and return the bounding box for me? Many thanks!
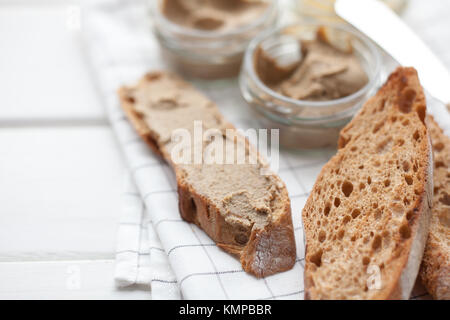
[335,0,450,105]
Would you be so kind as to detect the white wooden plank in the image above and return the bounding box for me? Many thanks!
[0,260,150,299]
[0,4,105,121]
[0,127,125,261]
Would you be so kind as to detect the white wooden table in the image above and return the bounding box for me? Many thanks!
[0,0,448,299]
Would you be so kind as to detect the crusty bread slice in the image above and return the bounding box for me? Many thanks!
[420,115,450,300]
[302,67,433,299]
[118,71,296,277]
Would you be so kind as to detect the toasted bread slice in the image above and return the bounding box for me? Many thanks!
[302,67,432,299]
[420,115,450,299]
[118,71,296,277]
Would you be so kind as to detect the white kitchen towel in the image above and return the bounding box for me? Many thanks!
[83,0,447,299]
[115,172,181,299]
[114,172,150,287]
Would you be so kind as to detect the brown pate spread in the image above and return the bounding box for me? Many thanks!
[127,72,284,232]
[162,0,268,31]
[255,31,369,101]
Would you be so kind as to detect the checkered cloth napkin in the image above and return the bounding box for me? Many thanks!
[83,0,449,299]
[114,172,180,299]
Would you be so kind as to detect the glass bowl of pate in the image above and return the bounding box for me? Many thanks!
[239,23,381,149]
[150,0,278,79]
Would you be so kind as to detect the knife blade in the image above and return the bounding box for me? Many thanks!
[335,0,450,104]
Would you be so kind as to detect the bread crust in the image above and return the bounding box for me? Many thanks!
[118,72,296,277]
[177,178,296,277]
[420,116,450,300]
[303,67,432,299]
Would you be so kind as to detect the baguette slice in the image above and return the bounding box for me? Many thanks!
[420,116,450,299]
[302,67,433,299]
[118,71,296,277]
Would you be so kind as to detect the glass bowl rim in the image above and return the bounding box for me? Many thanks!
[150,0,278,39]
[242,22,382,112]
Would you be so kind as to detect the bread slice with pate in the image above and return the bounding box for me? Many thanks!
[302,67,433,299]
[118,71,296,277]
[420,115,450,300]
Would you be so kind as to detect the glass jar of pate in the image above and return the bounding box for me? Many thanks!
[239,23,381,149]
[150,0,278,79]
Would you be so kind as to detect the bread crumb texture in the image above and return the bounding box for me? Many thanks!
[420,116,450,300]
[302,67,432,299]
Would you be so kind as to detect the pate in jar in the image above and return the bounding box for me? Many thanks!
[151,0,278,79]
[239,23,381,149]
